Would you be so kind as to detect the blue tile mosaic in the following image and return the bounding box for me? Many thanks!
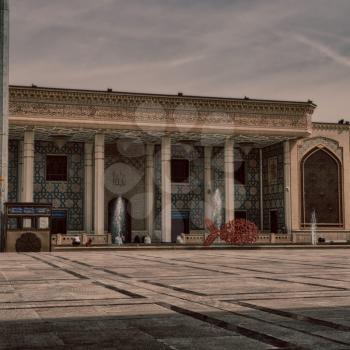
[34,141,84,231]
[8,140,18,203]
[212,146,261,227]
[262,142,285,231]
[155,144,204,230]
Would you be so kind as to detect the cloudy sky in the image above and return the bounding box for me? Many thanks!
[10,0,350,122]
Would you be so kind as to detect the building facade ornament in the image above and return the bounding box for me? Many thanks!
[9,86,315,132]
[298,136,343,162]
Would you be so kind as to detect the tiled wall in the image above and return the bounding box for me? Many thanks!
[262,142,285,231]
[212,146,261,227]
[105,143,146,231]
[34,141,84,231]
[8,140,18,203]
[155,144,205,230]
[234,148,261,227]
[155,145,262,231]
[8,139,285,234]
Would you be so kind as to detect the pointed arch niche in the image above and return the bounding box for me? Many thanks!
[301,146,343,227]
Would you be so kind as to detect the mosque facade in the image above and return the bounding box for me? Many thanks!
[6,85,350,244]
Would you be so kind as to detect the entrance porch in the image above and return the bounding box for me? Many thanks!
[8,85,315,244]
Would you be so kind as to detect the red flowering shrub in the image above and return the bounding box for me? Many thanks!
[204,218,259,246]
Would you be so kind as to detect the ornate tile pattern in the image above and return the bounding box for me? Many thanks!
[172,145,204,230]
[212,147,261,227]
[155,145,161,230]
[155,145,261,230]
[234,148,260,227]
[105,143,146,231]
[155,144,204,230]
[8,140,18,203]
[262,142,285,231]
[34,141,84,231]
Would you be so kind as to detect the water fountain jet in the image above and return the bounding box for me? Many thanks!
[212,188,223,229]
[311,209,317,245]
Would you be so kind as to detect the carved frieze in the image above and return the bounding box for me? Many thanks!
[9,86,315,131]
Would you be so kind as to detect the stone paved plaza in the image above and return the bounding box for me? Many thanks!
[0,249,349,349]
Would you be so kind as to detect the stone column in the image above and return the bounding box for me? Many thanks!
[161,136,171,242]
[284,140,292,235]
[22,130,34,202]
[0,0,9,212]
[204,146,212,222]
[94,134,104,235]
[145,144,155,238]
[290,140,300,242]
[84,142,93,233]
[17,140,23,201]
[224,138,234,223]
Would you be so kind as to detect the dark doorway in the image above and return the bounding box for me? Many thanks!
[171,211,190,243]
[302,148,342,226]
[51,210,67,234]
[270,210,278,233]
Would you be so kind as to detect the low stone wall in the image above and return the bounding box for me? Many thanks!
[183,232,293,245]
[184,233,205,244]
[52,233,112,247]
[294,231,350,243]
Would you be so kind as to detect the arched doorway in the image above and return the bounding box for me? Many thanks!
[301,147,342,227]
[108,197,131,243]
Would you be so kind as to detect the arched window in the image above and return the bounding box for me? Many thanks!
[301,148,342,227]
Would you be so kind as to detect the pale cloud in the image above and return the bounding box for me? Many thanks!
[293,34,350,68]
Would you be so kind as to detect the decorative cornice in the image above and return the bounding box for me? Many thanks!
[312,122,349,131]
[9,85,316,132]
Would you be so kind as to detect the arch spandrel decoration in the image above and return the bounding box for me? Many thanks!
[298,137,343,163]
[301,147,343,227]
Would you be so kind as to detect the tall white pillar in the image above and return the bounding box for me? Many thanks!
[84,142,93,233]
[0,0,9,213]
[145,144,155,238]
[22,130,34,202]
[204,146,212,222]
[94,134,104,235]
[161,136,171,242]
[224,138,234,223]
[284,140,292,235]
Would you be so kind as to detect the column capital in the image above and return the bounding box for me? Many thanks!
[146,143,155,155]
[84,142,93,154]
[94,133,105,143]
[225,136,234,144]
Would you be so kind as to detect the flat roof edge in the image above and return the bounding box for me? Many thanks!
[9,84,317,107]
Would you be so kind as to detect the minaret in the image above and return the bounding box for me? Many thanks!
[0,0,9,215]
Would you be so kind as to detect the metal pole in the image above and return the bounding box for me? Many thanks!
[0,0,9,251]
